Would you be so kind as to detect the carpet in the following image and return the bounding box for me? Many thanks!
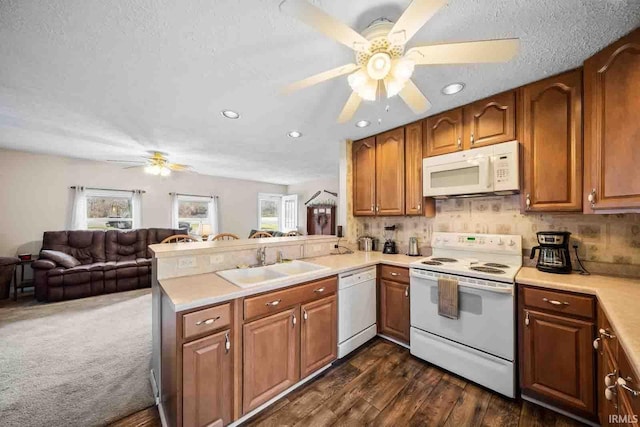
[0,289,155,426]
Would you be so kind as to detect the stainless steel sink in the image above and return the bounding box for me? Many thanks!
[217,260,329,288]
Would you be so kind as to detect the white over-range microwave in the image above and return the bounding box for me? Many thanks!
[423,140,520,198]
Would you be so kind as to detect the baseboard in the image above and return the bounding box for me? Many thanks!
[228,363,332,427]
[150,369,160,405]
[521,395,599,427]
[377,333,410,349]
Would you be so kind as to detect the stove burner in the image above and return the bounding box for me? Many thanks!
[421,261,443,266]
[484,263,510,269]
[470,266,505,274]
[431,257,458,263]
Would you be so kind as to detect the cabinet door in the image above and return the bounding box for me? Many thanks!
[584,28,640,212]
[300,295,337,378]
[183,330,232,427]
[464,90,516,149]
[380,279,410,344]
[600,347,619,427]
[352,137,376,216]
[520,69,583,212]
[405,122,424,215]
[521,309,595,416]
[243,308,299,413]
[423,108,463,157]
[376,128,405,215]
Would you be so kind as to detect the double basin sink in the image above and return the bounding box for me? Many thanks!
[217,260,330,288]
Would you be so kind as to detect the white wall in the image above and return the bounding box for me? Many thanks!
[0,149,286,256]
[287,177,339,234]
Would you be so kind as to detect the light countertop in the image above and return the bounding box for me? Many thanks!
[516,267,640,378]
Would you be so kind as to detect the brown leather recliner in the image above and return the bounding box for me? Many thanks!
[32,228,183,302]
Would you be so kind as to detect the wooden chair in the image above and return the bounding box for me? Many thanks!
[249,231,273,239]
[160,234,196,244]
[209,233,240,241]
[286,231,302,236]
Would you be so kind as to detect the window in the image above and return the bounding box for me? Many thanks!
[176,195,217,235]
[85,190,136,230]
[257,194,298,232]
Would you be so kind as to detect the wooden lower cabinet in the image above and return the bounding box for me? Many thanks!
[242,307,299,413]
[300,295,337,378]
[182,330,232,427]
[379,279,410,344]
[520,307,595,417]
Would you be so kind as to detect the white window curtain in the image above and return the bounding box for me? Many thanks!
[208,196,219,236]
[170,193,180,229]
[132,190,143,229]
[70,186,88,230]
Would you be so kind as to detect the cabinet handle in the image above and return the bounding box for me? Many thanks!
[605,385,617,401]
[525,193,531,209]
[376,205,380,212]
[391,272,400,277]
[457,137,462,149]
[224,332,230,353]
[525,310,530,326]
[292,314,296,326]
[599,328,616,339]
[593,337,601,351]
[588,188,597,207]
[314,287,325,293]
[405,287,409,298]
[470,133,475,145]
[417,203,421,211]
[265,299,282,307]
[617,377,640,397]
[605,370,618,387]
[196,316,220,326]
[371,204,374,212]
[303,309,308,321]
[542,297,569,306]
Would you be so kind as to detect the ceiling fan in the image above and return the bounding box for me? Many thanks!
[107,151,193,176]
[280,0,519,123]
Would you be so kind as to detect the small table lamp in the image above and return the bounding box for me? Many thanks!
[201,224,212,239]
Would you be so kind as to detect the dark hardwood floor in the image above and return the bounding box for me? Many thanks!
[111,338,586,426]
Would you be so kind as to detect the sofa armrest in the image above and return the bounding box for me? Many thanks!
[32,259,57,270]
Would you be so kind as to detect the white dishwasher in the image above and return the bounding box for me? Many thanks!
[338,267,377,358]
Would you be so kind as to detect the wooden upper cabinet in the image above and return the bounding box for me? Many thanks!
[404,122,423,215]
[584,28,640,212]
[464,90,516,149]
[520,69,583,212]
[300,295,337,378]
[424,108,463,157]
[521,309,595,416]
[375,128,405,216]
[379,279,410,344]
[242,308,299,414]
[352,137,376,216]
[182,330,232,427]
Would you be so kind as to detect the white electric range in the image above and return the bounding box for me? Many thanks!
[409,232,522,398]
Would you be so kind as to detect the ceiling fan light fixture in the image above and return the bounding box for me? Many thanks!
[367,52,392,80]
[355,120,370,128]
[442,82,465,95]
[347,69,367,90]
[392,58,415,81]
[221,109,240,119]
[160,166,171,177]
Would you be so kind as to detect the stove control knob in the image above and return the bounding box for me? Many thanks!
[497,238,504,246]
[508,239,516,247]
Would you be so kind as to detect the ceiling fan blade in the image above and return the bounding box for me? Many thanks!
[106,160,146,164]
[168,163,191,171]
[407,38,519,65]
[337,91,362,123]
[280,0,370,52]
[124,165,145,170]
[399,79,431,114]
[284,63,359,94]
[388,0,447,46]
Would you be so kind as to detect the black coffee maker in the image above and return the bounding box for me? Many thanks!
[530,231,572,274]
[382,225,398,254]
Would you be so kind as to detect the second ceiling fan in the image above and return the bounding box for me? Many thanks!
[280,0,519,123]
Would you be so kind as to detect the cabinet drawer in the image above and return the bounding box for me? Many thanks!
[618,346,640,417]
[183,303,231,340]
[522,286,594,319]
[244,276,337,321]
[380,265,410,284]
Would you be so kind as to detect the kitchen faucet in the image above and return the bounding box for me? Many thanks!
[257,246,267,266]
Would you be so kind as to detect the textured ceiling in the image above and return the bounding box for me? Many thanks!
[0,0,639,185]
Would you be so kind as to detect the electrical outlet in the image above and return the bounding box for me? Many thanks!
[178,256,197,269]
[210,254,224,265]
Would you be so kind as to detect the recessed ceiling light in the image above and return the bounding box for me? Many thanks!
[221,110,240,119]
[287,131,302,138]
[442,83,465,95]
[355,120,371,128]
